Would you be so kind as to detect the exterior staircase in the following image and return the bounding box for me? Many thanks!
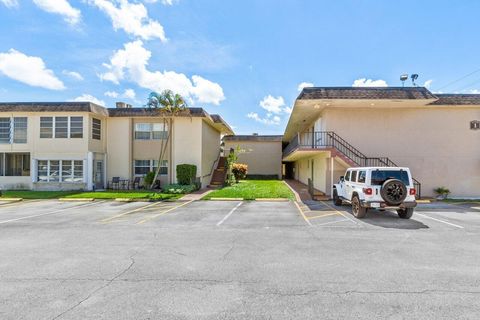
[284,131,422,198]
[208,156,227,188]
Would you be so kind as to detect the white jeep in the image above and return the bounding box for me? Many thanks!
[333,167,417,219]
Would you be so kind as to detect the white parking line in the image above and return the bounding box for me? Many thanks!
[315,218,350,226]
[415,212,464,229]
[0,201,105,225]
[217,202,243,226]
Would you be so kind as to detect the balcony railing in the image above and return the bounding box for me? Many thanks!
[283,131,421,197]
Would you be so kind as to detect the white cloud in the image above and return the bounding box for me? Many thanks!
[470,89,480,94]
[33,0,81,25]
[260,95,285,114]
[0,49,65,90]
[352,78,388,87]
[297,82,314,92]
[104,90,119,98]
[88,0,166,41]
[62,70,84,81]
[100,40,225,105]
[122,88,136,99]
[0,0,18,8]
[423,79,433,89]
[247,112,281,125]
[72,94,105,106]
[143,0,178,4]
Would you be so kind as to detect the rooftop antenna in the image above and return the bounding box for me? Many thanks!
[400,74,408,87]
[411,74,419,87]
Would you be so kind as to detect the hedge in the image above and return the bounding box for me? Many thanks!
[176,164,197,185]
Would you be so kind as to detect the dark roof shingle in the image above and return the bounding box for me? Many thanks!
[428,94,480,105]
[298,87,437,100]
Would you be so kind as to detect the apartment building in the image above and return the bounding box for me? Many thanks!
[0,102,232,191]
[282,87,480,198]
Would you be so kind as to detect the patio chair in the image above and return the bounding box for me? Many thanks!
[131,177,141,189]
[108,177,120,190]
[152,179,161,190]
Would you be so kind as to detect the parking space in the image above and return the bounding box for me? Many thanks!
[0,199,480,319]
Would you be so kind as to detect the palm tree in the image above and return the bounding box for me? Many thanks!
[146,90,188,189]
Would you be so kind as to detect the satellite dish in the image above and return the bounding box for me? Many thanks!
[411,74,419,86]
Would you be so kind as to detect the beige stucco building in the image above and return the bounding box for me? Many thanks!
[282,87,480,198]
[224,135,283,179]
[0,102,232,191]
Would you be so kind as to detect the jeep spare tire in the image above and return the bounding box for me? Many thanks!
[380,179,407,205]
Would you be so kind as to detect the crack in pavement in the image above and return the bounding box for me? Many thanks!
[250,288,480,297]
[51,253,137,320]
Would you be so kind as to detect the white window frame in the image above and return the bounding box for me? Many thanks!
[134,123,168,140]
[40,116,84,139]
[0,117,28,144]
[134,159,168,176]
[92,118,101,140]
[37,159,85,183]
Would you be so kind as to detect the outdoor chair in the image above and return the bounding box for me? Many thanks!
[131,177,141,189]
[108,177,120,190]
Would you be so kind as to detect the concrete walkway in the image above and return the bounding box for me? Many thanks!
[179,188,213,201]
[284,179,312,202]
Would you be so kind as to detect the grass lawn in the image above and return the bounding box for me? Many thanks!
[1,190,182,201]
[65,191,181,201]
[202,180,295,200]
[1,191,80,199]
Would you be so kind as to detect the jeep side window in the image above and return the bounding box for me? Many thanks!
[351,170,357,182]
[345,171,351,181]
[358,171,366,183]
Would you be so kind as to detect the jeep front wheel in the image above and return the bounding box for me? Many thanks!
[333,189,342,206]
[351,195,367,219]
[397,208,414,219]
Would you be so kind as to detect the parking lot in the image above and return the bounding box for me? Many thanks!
[0,199,479,319]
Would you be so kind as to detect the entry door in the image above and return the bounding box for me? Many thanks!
[311,159,314,184]
[94,160,104,189]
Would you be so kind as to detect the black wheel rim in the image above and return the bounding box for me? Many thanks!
[385,182,405,202]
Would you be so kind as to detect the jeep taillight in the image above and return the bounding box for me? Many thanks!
[363,188,373,195]
[409,188,416,196]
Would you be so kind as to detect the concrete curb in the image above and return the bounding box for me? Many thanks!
[210,197,244,201]
[416,200,431,204]
[0,198,23,202]
[59,198,95,202]
[282,181,303,202]
[255,198,290,202]
[115,198,151,202]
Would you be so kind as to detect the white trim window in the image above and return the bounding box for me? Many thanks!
[40,116,83,139]
[92,118,101,140]
[134,123,168,140]
[0,117,27,144]
[37,160,84,182]
[134,160,168,176]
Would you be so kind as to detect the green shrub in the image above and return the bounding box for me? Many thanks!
[232,163,248,182]
[162,184,197,194]
[434,186,450,199]
[143,171,155,187]
[176,164,197,185]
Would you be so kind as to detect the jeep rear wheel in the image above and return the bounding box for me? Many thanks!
[333,189,342,206]
[397,208,414,219]
[351,195,367,219]
[380,179,407,206]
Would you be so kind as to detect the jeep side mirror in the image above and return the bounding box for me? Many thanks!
[340,176,345,182]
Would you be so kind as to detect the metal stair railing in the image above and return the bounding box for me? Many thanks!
[283,131,422,198]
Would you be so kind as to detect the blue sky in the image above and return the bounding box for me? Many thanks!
[0,0,479,134]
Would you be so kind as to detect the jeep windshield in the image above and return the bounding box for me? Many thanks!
[370,170,410,186]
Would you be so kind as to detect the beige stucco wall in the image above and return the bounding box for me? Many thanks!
[320,107,480,197]
[224,140,282,179]
[172,117,203,185]
[106,117,132,180]
[294,153,329,192]
[201,121,221,186]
